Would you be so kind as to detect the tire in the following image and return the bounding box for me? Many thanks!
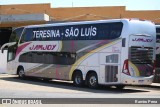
[73,72,84,87]
[87,73,98,89]
[18,68,25,79]
[115,85,125,89]
[43,78,52,81]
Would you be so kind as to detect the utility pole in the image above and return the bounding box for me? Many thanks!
[72,2,73,7]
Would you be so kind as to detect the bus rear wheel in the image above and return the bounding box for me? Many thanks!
[87,73,98,89]
[73,72,84,87]
[18,68,25,79]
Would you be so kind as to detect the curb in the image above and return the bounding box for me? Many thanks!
[150,83,160,87]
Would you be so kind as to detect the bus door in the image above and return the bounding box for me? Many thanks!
[100,53,121,84]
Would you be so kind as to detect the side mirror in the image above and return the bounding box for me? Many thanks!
[0,44,7,53]
[1,42,16,53]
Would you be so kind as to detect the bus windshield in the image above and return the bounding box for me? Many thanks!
[9,27,24,43]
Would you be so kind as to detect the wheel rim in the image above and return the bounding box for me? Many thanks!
[75,76,82,85]
[19,70,24,78]
[89,76,97,86]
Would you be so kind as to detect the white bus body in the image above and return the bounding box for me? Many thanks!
[2,19,156,88]
[0,50,7,74]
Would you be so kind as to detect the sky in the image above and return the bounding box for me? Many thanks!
[0,0,160,10]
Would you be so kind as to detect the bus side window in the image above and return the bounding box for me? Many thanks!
[19,52,77,65]
[52,52,76,65]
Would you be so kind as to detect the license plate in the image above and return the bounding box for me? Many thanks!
[138,80,144,83]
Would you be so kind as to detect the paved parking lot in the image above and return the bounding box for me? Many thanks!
[0,74,160,98]
[0,74,160,106]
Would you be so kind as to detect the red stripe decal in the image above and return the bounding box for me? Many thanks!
[16,42,31,57]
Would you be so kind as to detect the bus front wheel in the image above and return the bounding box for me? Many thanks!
[18,68,25,79]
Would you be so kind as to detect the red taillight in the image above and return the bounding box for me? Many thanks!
[122,59,131,76]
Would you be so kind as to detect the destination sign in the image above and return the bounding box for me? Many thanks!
[27,22,123,41]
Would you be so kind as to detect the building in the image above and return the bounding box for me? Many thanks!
[1,3,160,45]
[0,3,160,27]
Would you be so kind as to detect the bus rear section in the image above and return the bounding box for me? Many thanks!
[121,34,156,85]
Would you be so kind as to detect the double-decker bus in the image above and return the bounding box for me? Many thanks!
[1,19,156,89]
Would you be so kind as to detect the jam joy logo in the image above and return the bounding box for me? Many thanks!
[132,38,153,42]
[29,45,56,50]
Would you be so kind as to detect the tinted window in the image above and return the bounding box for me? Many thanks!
[9,27,24,42]
[8,28,23,62]
[156,54,160,67]
[106,54,118,63]
[25,22,123,41]
[130,47,153,64]
[156,27,160,33]
[19,52,76,65]
[7,44,17,62]
[156,28,160,43]
[20,28,35,43]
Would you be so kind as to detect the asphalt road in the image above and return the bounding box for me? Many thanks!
[1,74,160,107]
[0,74,160,99]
